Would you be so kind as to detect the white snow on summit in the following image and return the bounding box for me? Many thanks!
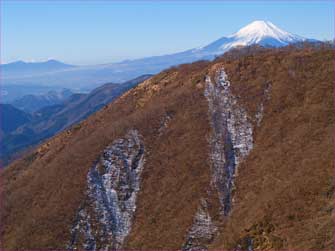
[225,20,304,47]
[194,20,306,57]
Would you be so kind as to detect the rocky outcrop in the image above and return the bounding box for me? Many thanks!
[68,130,145,250]
[205,69,253,215]
[184,69,256,250]
[182,199,217,250]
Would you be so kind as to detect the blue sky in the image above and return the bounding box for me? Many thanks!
[1,1,333,65]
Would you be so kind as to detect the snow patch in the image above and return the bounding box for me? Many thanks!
[183,69,257,250]
[205,70,253,215]
[68,130,145,250]
[183,199,217,251]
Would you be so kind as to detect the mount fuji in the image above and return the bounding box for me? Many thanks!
[188,20,306,57]
[2,20,313,90]
[145,20,308,64]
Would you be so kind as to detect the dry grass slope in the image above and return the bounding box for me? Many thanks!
[0,45,333,250]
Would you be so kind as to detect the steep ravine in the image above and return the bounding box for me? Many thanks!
[68,130,145,250]
[205,70,254,215]
[183,69,258,250]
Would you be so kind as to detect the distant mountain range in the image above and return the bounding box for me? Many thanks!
[0,104,31,138]
[11,89,73,113]
[1,21,315,90]
[1,84,69,103]
[2,59,75,78]
[0,75,151,164]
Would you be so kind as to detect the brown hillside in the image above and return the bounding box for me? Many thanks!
[0,45,333,250]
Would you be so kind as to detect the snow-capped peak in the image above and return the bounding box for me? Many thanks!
[232,20,302,42]
[222,20,304,49]
[197,20,306,55]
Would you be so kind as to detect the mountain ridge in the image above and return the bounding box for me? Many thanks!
[0,74,152,165]
[11,89,73,113]
[0,104,31,137]
[2,59,76,78]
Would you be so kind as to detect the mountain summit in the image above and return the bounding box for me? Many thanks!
[193,20,305,56]
[231,20,303,44]
[2,59,75,78]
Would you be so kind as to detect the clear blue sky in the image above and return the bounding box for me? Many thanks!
[1,1,333,65]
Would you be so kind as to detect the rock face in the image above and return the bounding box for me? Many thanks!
[205,70,254,215]
[68,130,145,250]
[183,199,217,250]
[184,69,256,250]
